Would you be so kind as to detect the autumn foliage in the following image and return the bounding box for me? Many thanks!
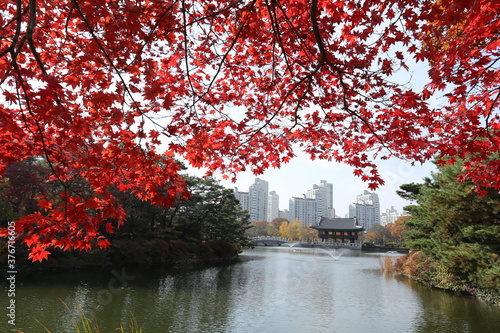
[1,0,499,261]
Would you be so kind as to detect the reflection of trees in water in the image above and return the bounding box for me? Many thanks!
[401,278,499,333]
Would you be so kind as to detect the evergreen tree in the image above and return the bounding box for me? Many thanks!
[399,159,500,293]
[171,176,250,246]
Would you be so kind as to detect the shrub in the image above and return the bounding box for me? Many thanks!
[108,240,147,266]
[168,240,192,259]
[144,239,170,263]
[197,243,215,260]
[208,240,238,258]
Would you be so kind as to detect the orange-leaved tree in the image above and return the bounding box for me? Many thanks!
[1,0,499,261]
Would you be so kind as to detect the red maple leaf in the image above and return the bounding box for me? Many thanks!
[29,247,51,263]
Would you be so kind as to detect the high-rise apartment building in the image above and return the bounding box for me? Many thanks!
[380,206,403,226]
[349,190,380,231]
[234,178,269,222]
[235,178,339,225]
[307,180,335,219]
[234,188,250,212]
[267,191,280,222]
[289,195,317,227]
[249,178,269,222]
[279,209,289,220]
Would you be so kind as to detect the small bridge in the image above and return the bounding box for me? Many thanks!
[251,236,291,246]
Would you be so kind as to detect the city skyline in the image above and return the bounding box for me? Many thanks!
[202,154,437,217]
[234,177,390,231]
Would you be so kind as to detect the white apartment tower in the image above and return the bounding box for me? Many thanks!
[289,195,317,227]
[380,206,402,226]
[349,190,380,231]
[234,188,250,212]
[267,191,280,222]
[307,180,335,219]
[248,178,269,222]
[279,209,289,219]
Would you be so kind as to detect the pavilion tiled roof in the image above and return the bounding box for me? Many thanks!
[311,217,364,232]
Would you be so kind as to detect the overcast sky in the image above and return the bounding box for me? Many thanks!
[187,152,437,217]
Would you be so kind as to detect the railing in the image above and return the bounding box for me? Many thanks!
[251,237,363,249]
[303,239,363,249]
[252,236,291,243]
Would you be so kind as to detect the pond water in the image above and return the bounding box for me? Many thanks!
[2,247,500,332]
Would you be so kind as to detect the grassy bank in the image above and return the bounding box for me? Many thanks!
[395,251,500,306]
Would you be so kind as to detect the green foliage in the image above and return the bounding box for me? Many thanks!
[245,220,268,237]
[170,176,251,247]
[396,181,425,201]
[113,175,252,248]
[265,223,279,236]
[398,158,500,300]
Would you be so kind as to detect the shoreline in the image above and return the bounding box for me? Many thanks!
[394,251,500,307]
[0,238,240,275]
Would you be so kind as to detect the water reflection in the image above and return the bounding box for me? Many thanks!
[2,247,499,332]
[405,278,500,333]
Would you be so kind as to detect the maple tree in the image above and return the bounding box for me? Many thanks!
[271,217,288,229]
[385,216,407,245]
[365,224,391,245]
[247,220,269,237]
[1,0,499,261]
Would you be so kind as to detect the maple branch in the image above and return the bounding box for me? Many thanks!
[273,0,318,69]
[309,0,395,157]
[265,0,292,76]
[5,3,58,183]
[481,88,500,153]
[244,66,319,146]
[7,0,60,172]
[174,0,244,29]
[124,2,177,70]
[485,89,500,130]
[310,0,327,63]
[228,0,321,141]
[24,0,48,76]
[0,0,27,59]
[10,48,72,211]
[180,0,257,116]
[71,0,148,134]
[234,1,326,146]
[180,0,198,116]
